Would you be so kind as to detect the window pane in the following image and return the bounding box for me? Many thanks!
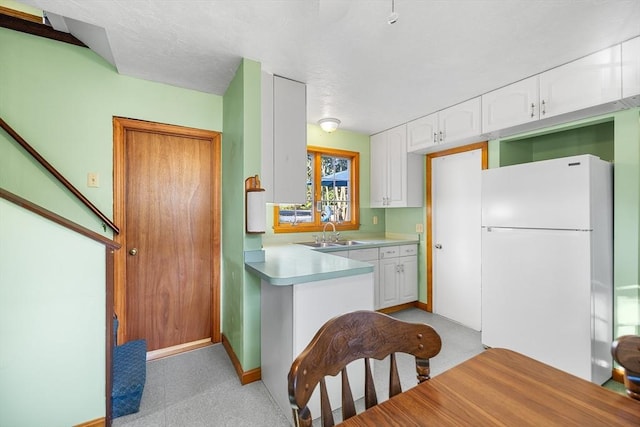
[273,146,359,233]
[320,154,351,223]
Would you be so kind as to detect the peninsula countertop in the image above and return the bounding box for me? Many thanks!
[244,237,419,286]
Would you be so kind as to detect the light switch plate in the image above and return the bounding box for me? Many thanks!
[87,172,99,187]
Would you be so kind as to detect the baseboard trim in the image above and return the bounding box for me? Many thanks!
[415,301,429,312]
[222,333,261,385]
[146,338,212,361]
[377,301,420,314]
[613,367,625,384]
[74,417,105,427]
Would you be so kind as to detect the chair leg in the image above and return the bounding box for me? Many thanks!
[389,353,402,397]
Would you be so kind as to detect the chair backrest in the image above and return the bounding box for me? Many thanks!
[288,310,442,427]
[612,335,640,400]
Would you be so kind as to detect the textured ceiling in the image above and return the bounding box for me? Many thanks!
[17,0,640,135]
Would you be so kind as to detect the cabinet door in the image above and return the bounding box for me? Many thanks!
[370,132,388,208]
[386,125,408,207]
[407,113,438,153]
[539,45,622,119]
[622,36,640,104]
[438,97,482,143]
[272,76,307,203]
[398,256,418,303]
[379,258,399,309]
[482,76,539,133]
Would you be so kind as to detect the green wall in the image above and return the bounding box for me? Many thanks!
[0,27,223,423]
[221,59,263,371]
[1,199,105,426]
[499,120,615,166]
[0,28,222,236]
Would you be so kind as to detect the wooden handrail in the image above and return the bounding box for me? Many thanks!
[0,117,120,234]
[0,188,120,249]
[0,10,86,47]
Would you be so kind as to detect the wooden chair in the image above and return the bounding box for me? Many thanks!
[612,335,640,400]
[287,310,442,427]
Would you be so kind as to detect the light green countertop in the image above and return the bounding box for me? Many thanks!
[244,238,418,286]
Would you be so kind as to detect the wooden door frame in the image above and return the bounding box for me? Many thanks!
[425,142,488,312]
[112,117,221,346]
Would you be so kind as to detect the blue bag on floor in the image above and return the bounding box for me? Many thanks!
[112,316,147,418]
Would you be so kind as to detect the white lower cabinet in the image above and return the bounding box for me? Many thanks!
[330,244,417,309]
[378,244,418,309]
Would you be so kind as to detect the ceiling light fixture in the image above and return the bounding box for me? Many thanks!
[318,117,341,133]
[388,0,398,24]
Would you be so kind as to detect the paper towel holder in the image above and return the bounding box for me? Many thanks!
[245,175,266,234]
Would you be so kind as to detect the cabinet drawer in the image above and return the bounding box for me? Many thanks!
[349,248,379,262]
[400,245,418,256]
[379,246,399,259]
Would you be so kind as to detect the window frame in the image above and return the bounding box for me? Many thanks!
[273,146,360,233]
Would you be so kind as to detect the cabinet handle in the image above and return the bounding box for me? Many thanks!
[439,131,444,142]
[400,264,405,273]
[541,100,546,116]
[530,103,535,118]
[433,132,438,144]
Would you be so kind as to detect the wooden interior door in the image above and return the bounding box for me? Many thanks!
[113,118,220,356]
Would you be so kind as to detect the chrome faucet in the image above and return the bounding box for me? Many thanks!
[322,222,336,242]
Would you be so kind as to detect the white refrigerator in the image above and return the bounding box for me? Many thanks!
[481,154,613,385]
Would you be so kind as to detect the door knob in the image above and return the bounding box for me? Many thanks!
[434,244,442,249]
[129,248,138,256]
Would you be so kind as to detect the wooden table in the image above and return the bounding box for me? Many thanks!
[339,348,640,426]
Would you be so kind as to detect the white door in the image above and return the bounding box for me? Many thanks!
[432,149,482,330]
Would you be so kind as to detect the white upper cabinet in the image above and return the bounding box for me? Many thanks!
[262,73,307,204]
[407,97,482,154]
[438,97,482,143]
[371,124,423,208]
[407,113,438,152]
[539,45,622,119]
[622,36,640,105]
[482,76,539,133]
[370,131,389,208]
[481,44,624,137]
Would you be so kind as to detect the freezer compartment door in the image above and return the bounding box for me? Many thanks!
[481,155,595,229]
[481,227,608,383]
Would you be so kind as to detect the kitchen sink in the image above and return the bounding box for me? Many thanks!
[297,241,339,248]
[334,240,366,246]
